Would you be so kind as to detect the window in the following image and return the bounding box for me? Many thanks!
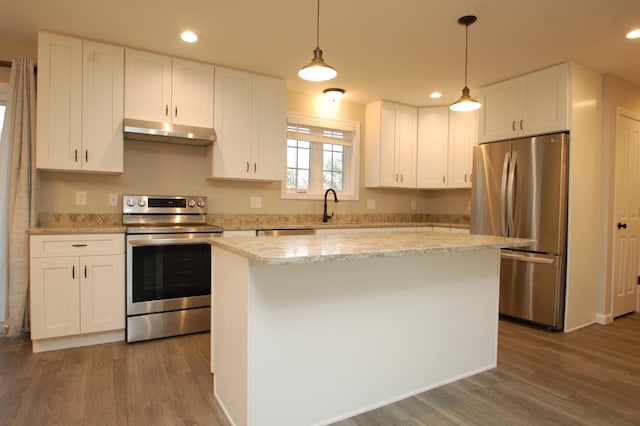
[283,113,359,200]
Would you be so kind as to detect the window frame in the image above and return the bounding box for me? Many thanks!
[282,112,360,200]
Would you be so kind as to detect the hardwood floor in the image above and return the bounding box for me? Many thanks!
[1,314,640,425]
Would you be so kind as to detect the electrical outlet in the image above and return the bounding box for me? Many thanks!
[367,199,376,210]
[75,191,87,206]
[109,193,118,207]
[250,196,262,209]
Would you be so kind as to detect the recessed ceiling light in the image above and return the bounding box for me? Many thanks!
[626,29,640,39]
[179,31,199,43]
[430,91,442,99]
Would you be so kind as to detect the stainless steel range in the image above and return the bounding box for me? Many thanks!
[123,194,223,342]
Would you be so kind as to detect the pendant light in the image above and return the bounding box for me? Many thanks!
[298,0,337,82]
[450,15,482,112]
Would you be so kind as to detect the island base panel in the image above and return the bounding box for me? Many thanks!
[213,247,500,426]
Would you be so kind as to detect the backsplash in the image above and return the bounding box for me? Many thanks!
[37,212,469,229]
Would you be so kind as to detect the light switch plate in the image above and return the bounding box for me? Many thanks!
[250,196,262,209]
[76,191,87,206]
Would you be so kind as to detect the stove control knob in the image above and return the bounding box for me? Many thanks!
[188,199,196,207]
[197,199,206,208]
[126,198,135,207]
[137,199,146,207]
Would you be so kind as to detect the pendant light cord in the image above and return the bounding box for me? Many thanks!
[464,22,469,87]
[315,0,321,48]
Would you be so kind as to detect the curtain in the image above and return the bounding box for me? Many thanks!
[1,57,38,336]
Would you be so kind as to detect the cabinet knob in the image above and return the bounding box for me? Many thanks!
[618,222,628,229]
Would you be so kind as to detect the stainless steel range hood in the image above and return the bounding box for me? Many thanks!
[123,118,216,146]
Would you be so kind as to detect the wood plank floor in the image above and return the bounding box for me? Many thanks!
[1,314,640,425]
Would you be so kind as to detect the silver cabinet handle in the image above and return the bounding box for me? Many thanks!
[501,252,554,264]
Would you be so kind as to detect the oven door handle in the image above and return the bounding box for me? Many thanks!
[127,238,212,246]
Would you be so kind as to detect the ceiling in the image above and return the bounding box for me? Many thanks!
[1,0,639,107]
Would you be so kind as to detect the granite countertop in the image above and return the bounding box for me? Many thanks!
[209,231,533,265]
[27,225,126,234]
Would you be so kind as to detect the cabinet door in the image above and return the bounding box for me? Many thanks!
[379,103,399,186]
[212,67,253,179]
[36,32,83,171]
[80,254,125,334]
[518,63,569,137]
[251,75,286,181]
[417,107,449,188]
[30,257,80,339]
[171,58,214,128]
[447,110,477,188]
[124,49,172,123]
[82,41,124,173]
[396,104,417,188]
[477,78,519,143]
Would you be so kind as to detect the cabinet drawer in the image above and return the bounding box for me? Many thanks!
[30,234,124,257]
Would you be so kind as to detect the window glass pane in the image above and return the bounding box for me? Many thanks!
[287,146,298,168]
[298,145,310,169]
[298,140,310,149]
[297,169,309,189]
[287,169,297,188]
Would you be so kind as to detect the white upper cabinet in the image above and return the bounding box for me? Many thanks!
[447,110,477,188]
[417,107,449,188]
[478,63,569,143]
[37,32,123,173]
[124,49,214,128]
[211,67,286,181]
[416,107,477,189]
[365,101,417,188]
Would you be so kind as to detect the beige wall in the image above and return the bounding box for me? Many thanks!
[1,34,470,217]
[600,75,640,317]
[38,90,471,216]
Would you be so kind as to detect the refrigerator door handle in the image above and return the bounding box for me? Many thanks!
[500,152,510,235]
[501,252,554,264]
[507,152,518,235]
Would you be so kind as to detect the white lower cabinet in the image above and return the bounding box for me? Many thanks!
[29,234,124,351]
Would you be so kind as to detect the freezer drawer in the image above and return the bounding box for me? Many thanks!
[499,250,565,330]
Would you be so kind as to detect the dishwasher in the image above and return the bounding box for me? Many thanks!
[255,228,315,236]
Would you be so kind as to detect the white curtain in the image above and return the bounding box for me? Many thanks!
[1,58,38,336]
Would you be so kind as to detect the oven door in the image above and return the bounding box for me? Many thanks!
[126,233,214,316]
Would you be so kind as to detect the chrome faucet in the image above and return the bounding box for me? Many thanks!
[323,188,339,222]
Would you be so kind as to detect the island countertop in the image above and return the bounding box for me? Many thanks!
[210,231,533,265]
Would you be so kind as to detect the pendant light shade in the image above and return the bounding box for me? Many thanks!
[298,0,337,82]
[450,15,481,112]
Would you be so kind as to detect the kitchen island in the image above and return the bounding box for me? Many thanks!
[210,231,531,426]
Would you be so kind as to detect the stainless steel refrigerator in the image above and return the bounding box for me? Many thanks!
[471,132,569,330]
